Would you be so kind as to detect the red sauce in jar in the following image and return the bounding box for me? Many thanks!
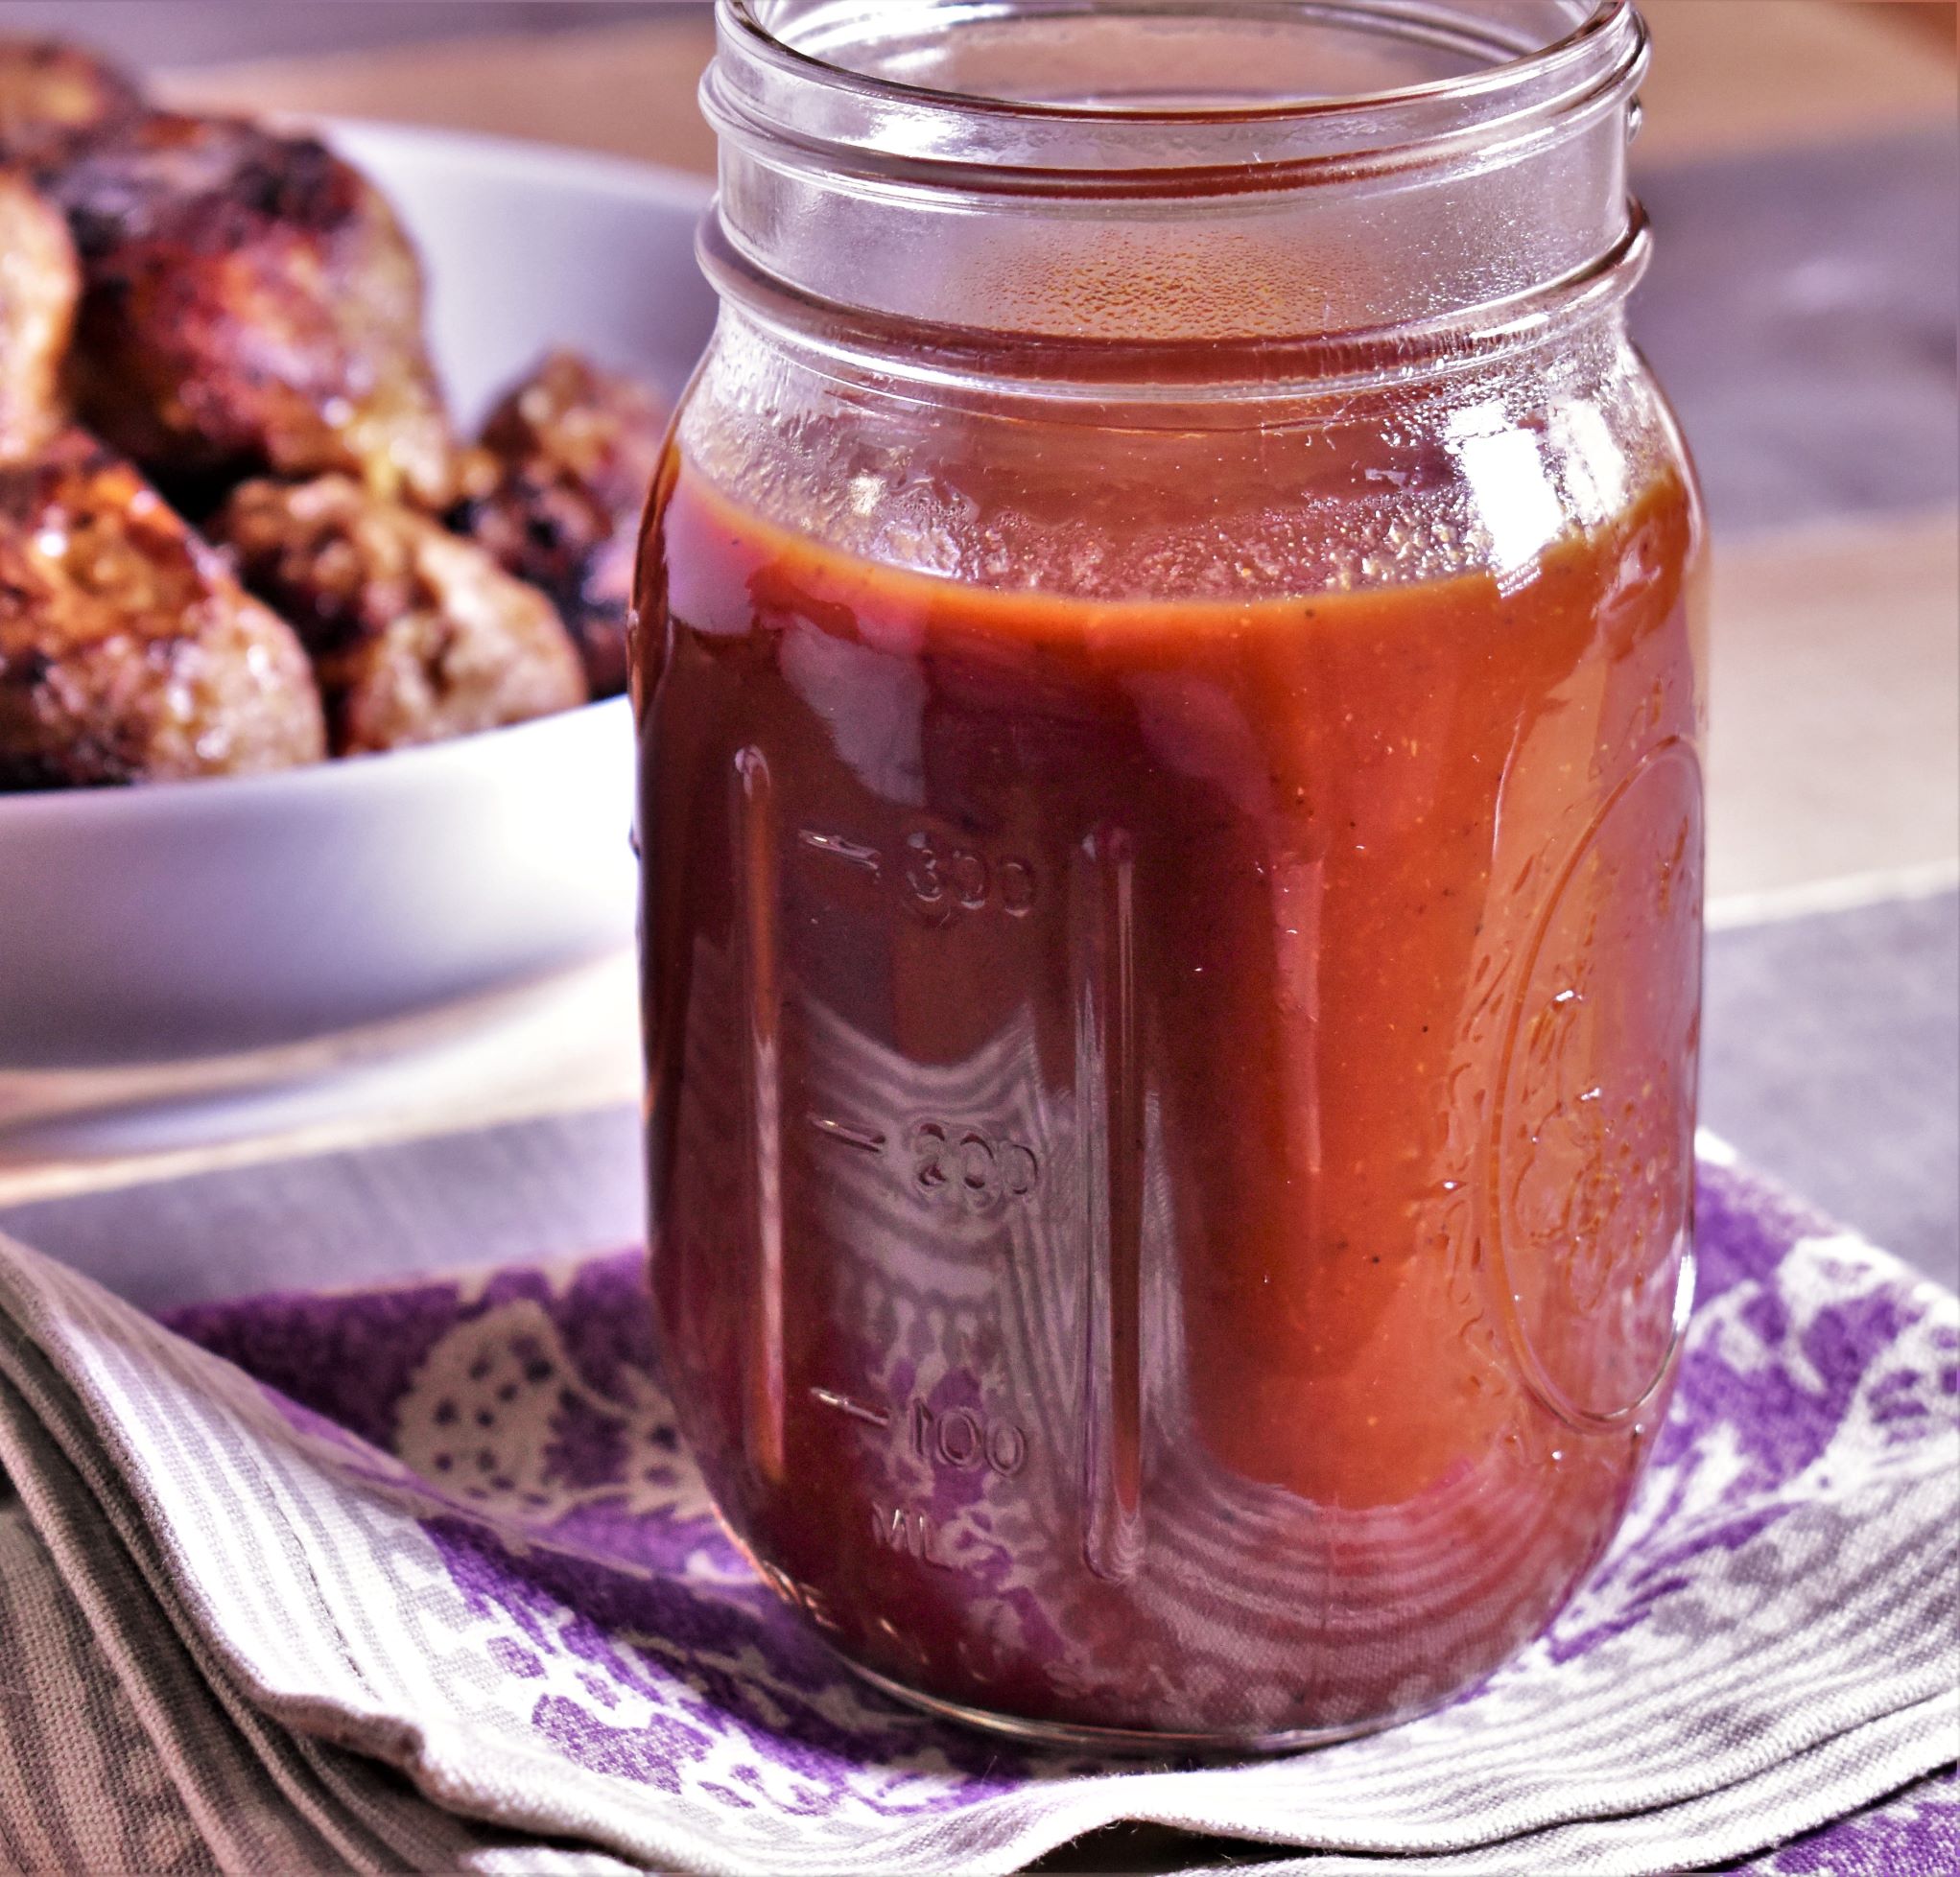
[637,438,1704,1742]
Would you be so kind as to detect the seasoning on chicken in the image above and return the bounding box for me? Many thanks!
[213,475,588,756]
[452,350,667,697]
[0,168,79,462]
[0,432,327,789]
[49,112,457,509]
[0,37,141,173]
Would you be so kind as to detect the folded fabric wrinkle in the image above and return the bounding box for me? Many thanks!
[0,1152,1953,1876]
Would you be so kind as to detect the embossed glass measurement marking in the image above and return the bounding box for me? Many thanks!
[902,831,1035,914]
[909,1121,1039,1208]
[872,1504,957,1569]
[805,1112,1040,1210]
[810,1386,891,1429]
[809,1384,1029,1577]
[806,1114,889,1155]
[797,827,883,873]
[811,1386,1029,1477]
[798,823,1036,918]
[911,1398,1027,1477]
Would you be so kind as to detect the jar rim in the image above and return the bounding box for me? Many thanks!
[721,0,1631,135]
[703,1,1652,350]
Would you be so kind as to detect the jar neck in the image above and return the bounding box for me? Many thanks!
[703,1,1650,355]
[697,202,1646,407]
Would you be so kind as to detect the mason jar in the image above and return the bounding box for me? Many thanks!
[635,0,1706,1748]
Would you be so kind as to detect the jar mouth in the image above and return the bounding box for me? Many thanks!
[737,0,1622,119]
[703,1,1651,349]
[713,1,1643,184]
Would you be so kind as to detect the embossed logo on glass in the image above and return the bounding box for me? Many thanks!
[1488,739,1703,1426]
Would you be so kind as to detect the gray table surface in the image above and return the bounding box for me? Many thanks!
[1636,129,1959,538]
[6,887,1952,1308]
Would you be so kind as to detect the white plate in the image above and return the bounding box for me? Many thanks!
[0,124,717,1073]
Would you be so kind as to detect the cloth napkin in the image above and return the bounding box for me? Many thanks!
[0,1147,1953,1877]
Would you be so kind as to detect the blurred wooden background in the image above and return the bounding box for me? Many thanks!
[0,3,1948,173]
[93,0,1948,914]
[95,0,1950,916]
[127,2,1960,175]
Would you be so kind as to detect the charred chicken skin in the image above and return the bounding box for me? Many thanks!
[213,475,587,756]
[0,37,140,173]
[0,168,79,461]
[49,112,458,509]
[452,350,666,697]
[0,431,326,788]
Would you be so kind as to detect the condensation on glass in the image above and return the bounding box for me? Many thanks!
[635,0,1707,1748]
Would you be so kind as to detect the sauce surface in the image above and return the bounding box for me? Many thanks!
[639,442,1704,1739]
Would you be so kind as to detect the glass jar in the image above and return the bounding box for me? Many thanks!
[635,0,1706,1749]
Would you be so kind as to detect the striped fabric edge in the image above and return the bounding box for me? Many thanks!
[1184,1695,1960,1877]
[0,1187,1954,1877]
[0,1360,379,1872]
[0,1505,221,1877]
[0,1315,650,1876]
[0,1274,707,1877]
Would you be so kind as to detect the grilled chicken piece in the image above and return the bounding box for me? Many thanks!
[49,112,457,508]
[0,37,141,173]
[452,351,667,698]
[0,432,326,789]
[213,475,587,756]
[0,168,79,461]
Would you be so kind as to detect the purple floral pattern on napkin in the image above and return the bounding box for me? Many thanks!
[173,1256,1042,1813]
[135,1152,1957,1873]
[0,1150,1943,1874]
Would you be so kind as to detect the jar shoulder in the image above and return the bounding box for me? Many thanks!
[669,318,1703,604]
